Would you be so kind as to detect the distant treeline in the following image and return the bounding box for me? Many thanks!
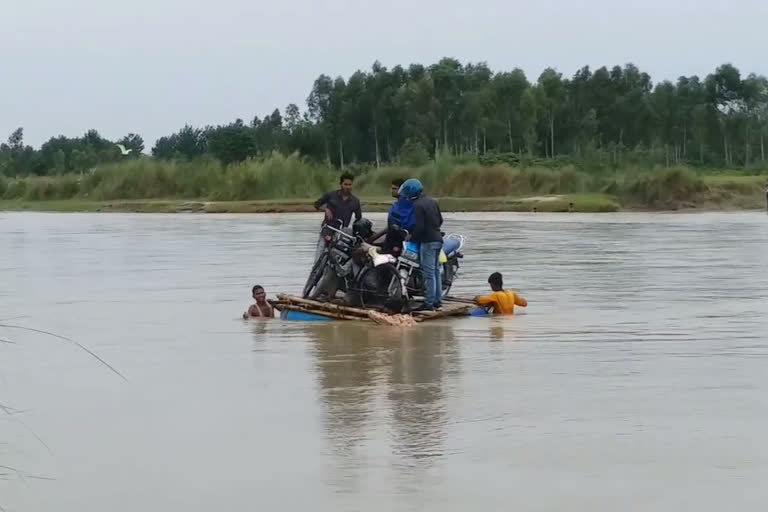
[2,58,767,177]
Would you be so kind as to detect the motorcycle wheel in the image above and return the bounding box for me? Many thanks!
[303,253,328,298]
[356,263,404,311]
[441,260,459,298]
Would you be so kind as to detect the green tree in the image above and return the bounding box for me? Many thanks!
[152,125,206,159]
[117,133,145,156]
[520,89,538,155]
[491,69,529,154]
[536,68,567,158]
[207,119,256,165]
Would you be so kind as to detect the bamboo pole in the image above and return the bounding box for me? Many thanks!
[273,294,474,323]
[413,304,473,322]
[442,296,479,305]
[276,303,366,322]
[275,294,374,318]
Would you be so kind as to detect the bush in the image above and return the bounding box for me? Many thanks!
[621,167,707,206]
[2,180,27,199]
[399,139,429,167]
[23,176,80,200]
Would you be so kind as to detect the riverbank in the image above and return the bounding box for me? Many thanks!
[1,190,764,214]
[1,156,765,213]
[0,194,608,213]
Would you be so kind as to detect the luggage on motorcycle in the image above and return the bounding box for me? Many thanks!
[401,241,448,262]
[402,234,464,263]
[442,234,465,258]
[402,241,421,261]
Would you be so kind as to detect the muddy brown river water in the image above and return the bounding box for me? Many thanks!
[1,211,767,511]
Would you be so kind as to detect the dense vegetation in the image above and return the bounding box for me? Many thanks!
[1,154,765,213]
[1,59,767,179]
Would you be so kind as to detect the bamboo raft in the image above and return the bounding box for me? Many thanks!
[269,293,477,324]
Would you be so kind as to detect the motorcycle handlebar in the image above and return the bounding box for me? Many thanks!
[391,224,410,237]
[324,224,356,239]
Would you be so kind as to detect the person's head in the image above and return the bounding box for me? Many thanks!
[398,178,423,200]
[488,272,503,292]
[252,285,266,303]
[339,172,354,195]
[391,178,406,198]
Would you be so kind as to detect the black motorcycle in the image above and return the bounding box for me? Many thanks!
[303,219,403,309]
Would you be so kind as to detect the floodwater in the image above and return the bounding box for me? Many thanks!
[1,210,768,511]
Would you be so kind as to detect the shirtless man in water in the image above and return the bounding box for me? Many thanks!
[243,285,274,319]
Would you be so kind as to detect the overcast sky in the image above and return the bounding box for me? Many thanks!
[2,0,766,150]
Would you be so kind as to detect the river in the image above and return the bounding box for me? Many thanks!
[1,211,767,511]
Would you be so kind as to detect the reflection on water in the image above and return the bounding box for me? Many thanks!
[308,322,458,463]
[247,318,270,338]
[489,324,506,341]
[303,321,460,501]
[2,211,768,512]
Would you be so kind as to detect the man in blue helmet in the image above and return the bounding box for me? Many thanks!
[385,178,415,253]
[368,177,415,254]
[401,178,444,311]
[388,178,415,231]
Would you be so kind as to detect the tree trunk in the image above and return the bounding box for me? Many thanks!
[443,120,448,152]
[325,137,331,167]
[386,137,392,162]
[682,121,687,158]
[373,121,380,169]
[761,132,765,161]
[745,123,750,168]
[549,113,555,158]
[338,139,344,169]
[507,119,514,153]
[723,136,729,166]
[665,144,670,167]
[483,127,487,155]
[699,142,704,165]
[474,127,479,155]
[618,128,624,164]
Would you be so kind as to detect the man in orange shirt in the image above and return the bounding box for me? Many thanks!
[474,272,528,315]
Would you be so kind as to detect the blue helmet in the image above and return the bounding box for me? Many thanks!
[398,178,423,200]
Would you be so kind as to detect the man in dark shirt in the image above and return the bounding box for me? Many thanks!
[313,172,362,260]
[402,179,444,311]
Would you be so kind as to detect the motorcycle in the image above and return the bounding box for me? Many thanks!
[303,219,403,309]
[388,228,466,305]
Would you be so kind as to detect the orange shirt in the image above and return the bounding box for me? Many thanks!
[476,290,527,315]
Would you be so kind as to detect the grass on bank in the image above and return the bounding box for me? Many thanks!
[0,153,765,211]
[0,194,619,214]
